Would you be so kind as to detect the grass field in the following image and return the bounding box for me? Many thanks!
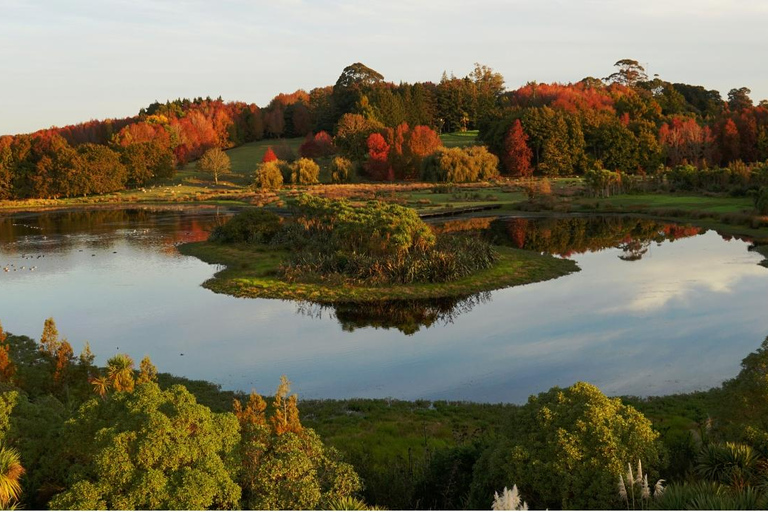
[440,130,479,147]
[573,194,755,213]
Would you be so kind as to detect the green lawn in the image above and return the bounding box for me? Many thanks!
[440,130,479,147]
[574,193,755,213]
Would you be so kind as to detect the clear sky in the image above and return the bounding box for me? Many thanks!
[2,0,767,136]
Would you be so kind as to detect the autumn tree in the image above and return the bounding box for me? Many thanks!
[503,120,534,176]
[254,161,284,190]
[234,378,362,510]
[40,318,60,357]
[0,322,14,384]
[334,113,384,161]
[196,147,231,185]
[262,147,278,163]
[289,158,320,185]
[365,132,392,181]
[330,156,354,183]
[136,356,157,385]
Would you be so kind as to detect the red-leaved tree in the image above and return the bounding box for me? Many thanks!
[503,120,534,177]
[365,132,392,181]
[262,147,278,163]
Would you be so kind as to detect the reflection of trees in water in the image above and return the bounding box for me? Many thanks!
[489,216,703,261]
[0,208,231,253]
[295,292,492,335]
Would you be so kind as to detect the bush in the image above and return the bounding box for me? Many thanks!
[209,209,282,244]
[421,146,499,183]
[584,169,622,197]
[754,187,768,214]
[330,157,355,184]
[278,196,496,285]
[254,161,283,190]
[468,382,662,510]
[290,158,320,185]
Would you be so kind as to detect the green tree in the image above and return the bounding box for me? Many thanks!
[468,382,662,510]
[196,147,231,185]
[605,59,648,87]
[49,383,241,510]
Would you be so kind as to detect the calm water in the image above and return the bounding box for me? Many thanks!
[1,208,767,403]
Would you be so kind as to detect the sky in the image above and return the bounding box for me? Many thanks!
[2,0,768,136]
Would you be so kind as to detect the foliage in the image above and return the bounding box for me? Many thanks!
[503,120,534,176]
[234,377,362,510]
[289,157,320,185]
[48,382,241,510]
[334,114,384,161]
[299,131,337,158]
[0,444,24,508]
[196,147,231,185]
[584,169,623,197]
[652,481,768,510]
[754,187,768,214]
[254,161,284,190]
[330,156,354,184]
[468,382,662,510]
[421,146,500,183]
[261,146,278,163]
[210,209,282,244]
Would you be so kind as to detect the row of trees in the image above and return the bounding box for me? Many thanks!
[4,60,768,199]
[483,62,768,176]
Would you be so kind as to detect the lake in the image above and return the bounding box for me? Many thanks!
[1,207,767,403]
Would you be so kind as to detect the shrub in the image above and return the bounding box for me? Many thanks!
[330,157,354,184]
[421,146,499,183]
[289,158,320,185]
[279,196,496,284]
[468,382,662,510]
[209,209,282,244]
[584,169,622,197]
[754,187,768,214]
[254,161,283,190]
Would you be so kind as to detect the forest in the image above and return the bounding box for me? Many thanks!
[1,60,768,201]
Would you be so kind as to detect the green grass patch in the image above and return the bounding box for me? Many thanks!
[178,241,578,303]
[440,130,480,148]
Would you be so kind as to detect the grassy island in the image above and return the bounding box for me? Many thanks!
[178,198,578,303]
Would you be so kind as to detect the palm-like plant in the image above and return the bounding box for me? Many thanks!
[696,442,762,489]
[90,374,110,400]
[106,354,135,392]
[0,444,24,508]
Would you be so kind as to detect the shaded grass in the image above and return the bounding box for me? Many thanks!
[440,131,480,148]
[177,241,579,303]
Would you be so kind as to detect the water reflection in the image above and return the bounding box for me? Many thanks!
[297,293,492,335]
[488,216,703,260]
